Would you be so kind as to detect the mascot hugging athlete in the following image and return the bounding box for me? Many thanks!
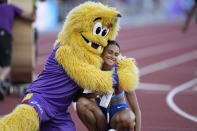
[0,2,139,131]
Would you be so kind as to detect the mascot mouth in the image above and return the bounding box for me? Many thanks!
[81,34,102,50]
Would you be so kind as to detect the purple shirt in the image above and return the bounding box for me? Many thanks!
[0,3,23,34]
[26,44,81,116]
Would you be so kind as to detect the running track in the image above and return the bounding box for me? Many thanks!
[0,21,197,131]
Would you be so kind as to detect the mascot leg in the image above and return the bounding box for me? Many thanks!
[0,104,39,131]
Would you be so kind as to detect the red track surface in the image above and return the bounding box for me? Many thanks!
[0,21,197,131]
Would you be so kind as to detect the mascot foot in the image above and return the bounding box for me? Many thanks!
[0,104,39,131]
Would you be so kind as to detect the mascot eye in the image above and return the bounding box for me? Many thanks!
[101,27,109,37]
[93,22,102,35]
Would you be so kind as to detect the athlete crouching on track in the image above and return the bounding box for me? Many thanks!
[76,40,141,131]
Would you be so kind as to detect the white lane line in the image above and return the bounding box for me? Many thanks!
[124,38,197,59]
[121,28,197,53]
[119,26,196,45]
[120,28,178,45]
[140,50,197,76]
[166,78,197,123]
[137,83,171,91]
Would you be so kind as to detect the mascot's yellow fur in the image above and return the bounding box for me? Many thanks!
[55,2,138,93]
[0,2,139,131]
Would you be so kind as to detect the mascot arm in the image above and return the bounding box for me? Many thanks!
[56,49,114,93]
[117,57,139,92]
[65,60,114,93]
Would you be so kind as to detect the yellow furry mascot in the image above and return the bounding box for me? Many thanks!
[0,2,139,131]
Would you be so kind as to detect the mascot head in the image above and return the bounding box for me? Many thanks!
[55,1,121,68]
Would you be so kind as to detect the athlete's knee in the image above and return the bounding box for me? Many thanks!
[76,97,90,111]
[123,110,136,129]
[76,98,95,118]
[77,97,90,106]
[124,117,135,129]
[111,109,136,130]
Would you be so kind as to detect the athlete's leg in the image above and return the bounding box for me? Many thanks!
[110,108,135,131]
[76,97,107,131]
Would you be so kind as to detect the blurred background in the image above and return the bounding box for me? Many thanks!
[35,0,195,32]
[31,0,197,130]
[1,0,197,131]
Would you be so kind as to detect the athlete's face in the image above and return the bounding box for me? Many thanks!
[102,44,120,68]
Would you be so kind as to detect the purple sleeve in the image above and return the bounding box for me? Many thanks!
[111,64,119,89]
[112,72,119,89]
[11,4,23,16]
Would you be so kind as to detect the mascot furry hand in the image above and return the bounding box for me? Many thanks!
[0,1,139,131]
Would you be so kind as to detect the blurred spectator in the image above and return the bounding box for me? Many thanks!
[0,0,35,100]
[99,0,107,4]
[134,0,143,13]
[33,0,46,63]
[152,0,161,12]
[166,0,191,19]
[182,0,197,32]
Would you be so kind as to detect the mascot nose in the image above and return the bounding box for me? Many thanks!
[117,14,122,17]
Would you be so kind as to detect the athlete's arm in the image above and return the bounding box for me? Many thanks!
[125,91,141,131]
